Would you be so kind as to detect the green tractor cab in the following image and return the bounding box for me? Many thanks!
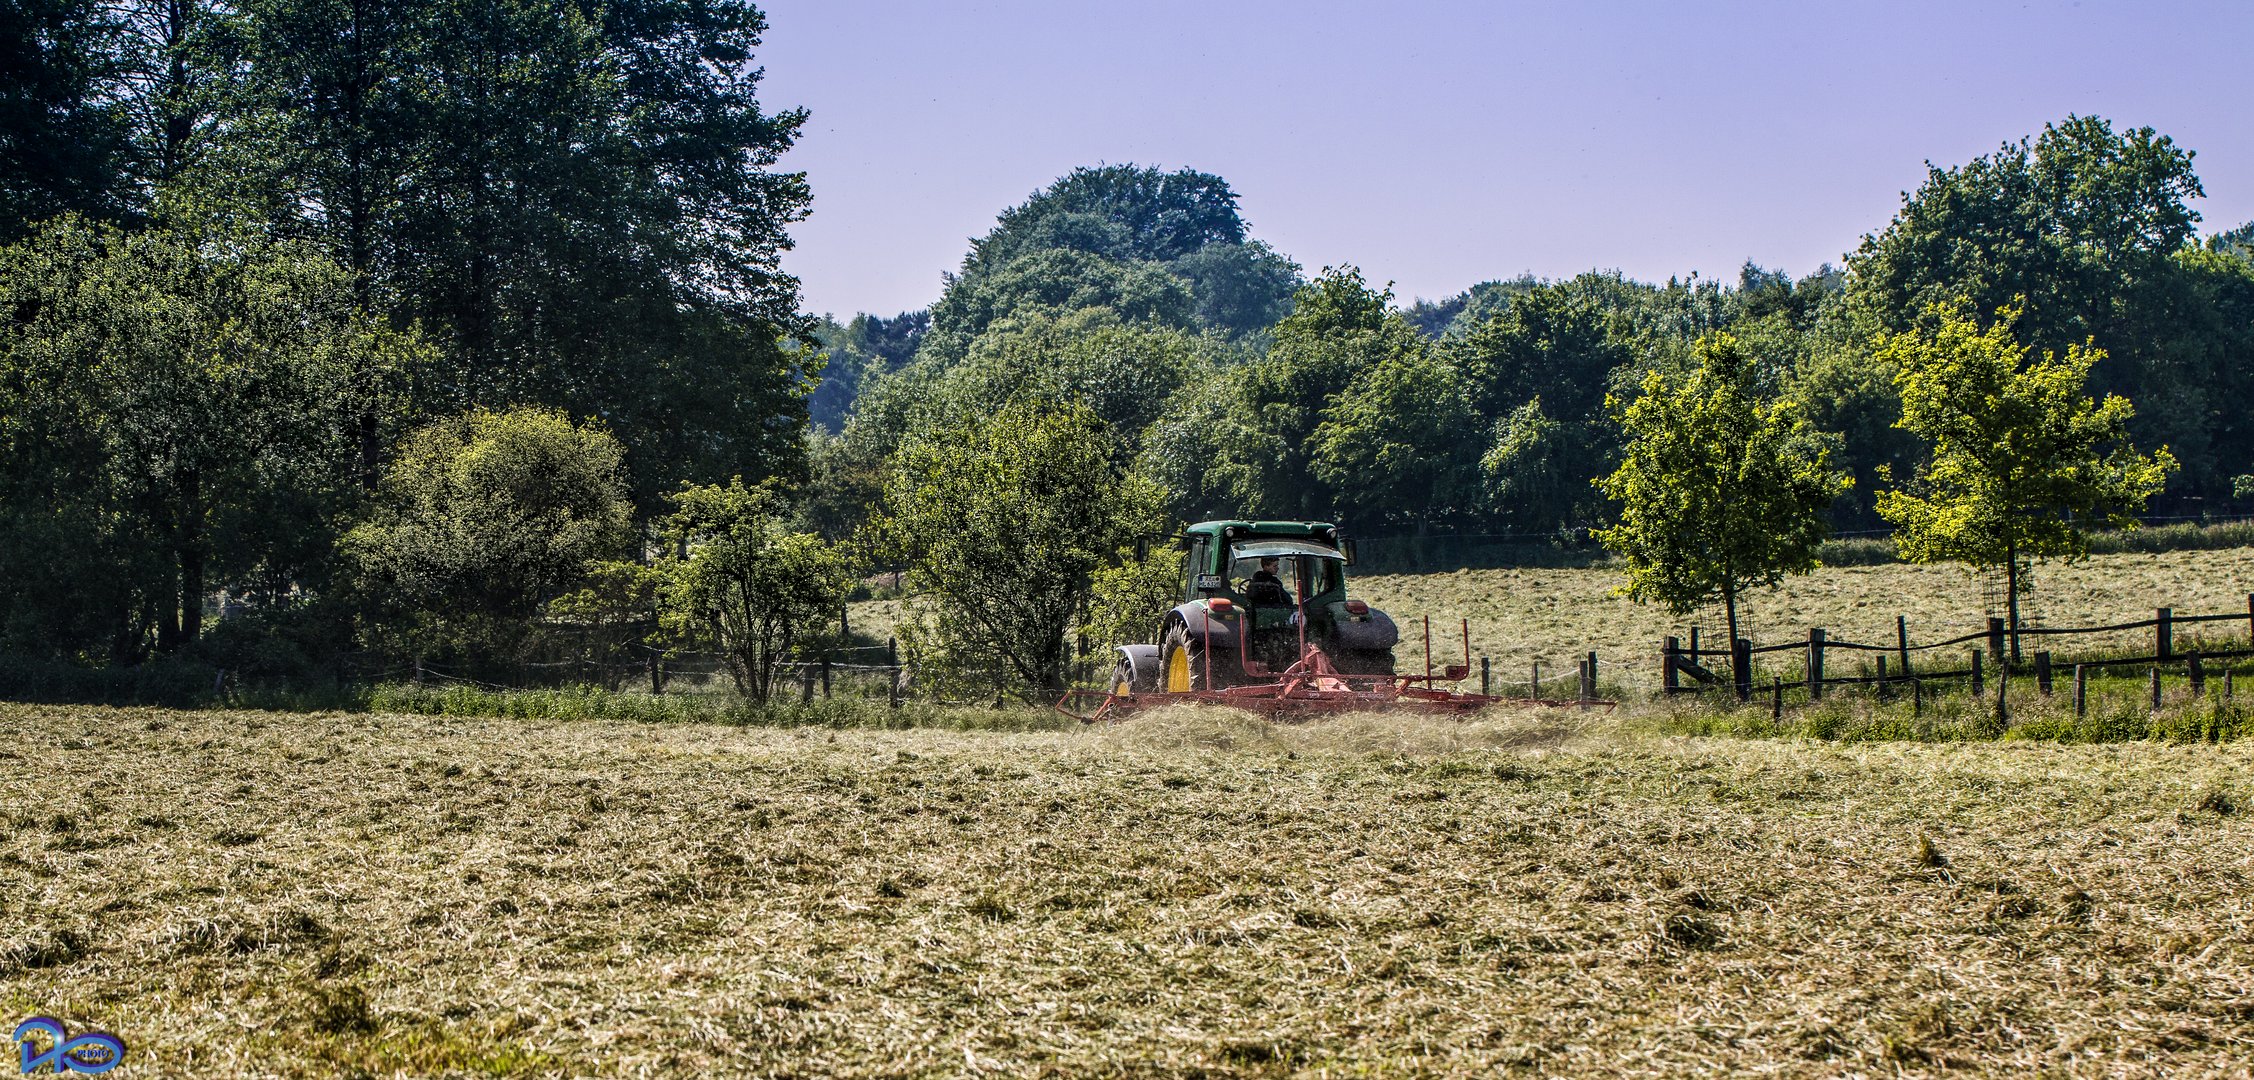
[1107,519,1398,695]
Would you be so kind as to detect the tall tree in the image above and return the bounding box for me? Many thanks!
[0,0,133,237]
[238,0,814,504]
[1845,115,2215,490]
[1596,333,1850,660]
[1310,352,1478,532]
[1875,305,2176,659]
[1442,281,1635,532]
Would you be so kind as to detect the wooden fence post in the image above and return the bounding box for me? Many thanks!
[1771,677,1782,719]
[1986,618,2006,664]
[2074,664,2087,718]
[1896,615,1911,677]
[2157,608,2173,662]
[1580,652,1596,711]
[2189,652,2205,696]
[801,663,815,704]
[1971,650,1983,697]
[1876,655,1889,699]
[1808,628,1827,700]
[821,654,832,700]
[1481,655,1491,698]
[1662,637,1678,695]
[2035,651,2052,695]
[1733,638,1752,703]
[1531,661,1541,699]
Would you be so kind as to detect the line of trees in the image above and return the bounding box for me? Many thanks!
[804,120,2252,552]
[798,120,2244,691]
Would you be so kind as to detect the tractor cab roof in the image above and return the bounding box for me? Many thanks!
[1184,520,1340,542]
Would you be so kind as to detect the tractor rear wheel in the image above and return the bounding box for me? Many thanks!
[1159,622,1211,692]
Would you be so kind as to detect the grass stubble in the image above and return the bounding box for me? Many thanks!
[2,701,2251,1077]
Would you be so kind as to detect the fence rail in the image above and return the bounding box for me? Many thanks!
[1663,595,2254,708]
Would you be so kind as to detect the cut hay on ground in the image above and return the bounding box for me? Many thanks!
[3,702,2250,1076]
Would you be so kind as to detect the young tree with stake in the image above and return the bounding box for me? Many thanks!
[1876,304,2176,660]
[1596,333,1850,676]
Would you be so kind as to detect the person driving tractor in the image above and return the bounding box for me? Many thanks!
[1247,557,1289,605]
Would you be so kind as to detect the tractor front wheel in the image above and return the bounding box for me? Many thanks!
[1159,622,1211,692]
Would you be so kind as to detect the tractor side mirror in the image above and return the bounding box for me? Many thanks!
[1340,538,1357,566]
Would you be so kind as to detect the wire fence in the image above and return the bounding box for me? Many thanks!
[1662,595,2254,710]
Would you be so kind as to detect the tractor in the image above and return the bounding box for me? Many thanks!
[1059,519,1509,722]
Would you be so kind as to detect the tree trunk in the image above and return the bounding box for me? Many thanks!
[178,541,204,643]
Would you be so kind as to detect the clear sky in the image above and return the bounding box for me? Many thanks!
[755,0,2254,320]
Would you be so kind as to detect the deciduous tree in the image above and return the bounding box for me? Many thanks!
[867,401,1164,697]
[657,479,850,702]
[1596,333,1850,660]
[1875,305,2176,658]
[0,217,423,658]
[342,407,634,667]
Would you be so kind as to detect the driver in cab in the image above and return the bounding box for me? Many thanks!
[1246,557,1290,606]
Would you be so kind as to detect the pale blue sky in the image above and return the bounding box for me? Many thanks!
[757,0,2254,319]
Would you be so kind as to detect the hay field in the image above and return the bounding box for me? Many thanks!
[1354,547,2254,694]
[4,702,2251,1076]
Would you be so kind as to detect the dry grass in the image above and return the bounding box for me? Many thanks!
[5,701,2252,1076]
[1351,547,2254,694]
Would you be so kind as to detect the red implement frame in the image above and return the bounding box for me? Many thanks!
[1057,615,1616,724]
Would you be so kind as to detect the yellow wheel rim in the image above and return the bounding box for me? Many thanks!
[1165,645,1192,693]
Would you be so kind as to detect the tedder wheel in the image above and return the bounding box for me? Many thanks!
[1105,655,1136,696]
[1158,622,1210,693]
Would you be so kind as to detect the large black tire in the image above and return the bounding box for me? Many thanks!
[1160,622,1214,692]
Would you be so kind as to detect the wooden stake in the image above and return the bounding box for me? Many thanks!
[1807,628,1826,700]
